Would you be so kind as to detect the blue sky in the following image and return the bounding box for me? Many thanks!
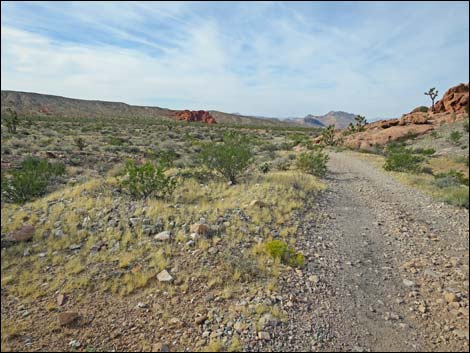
[1,1,469,120]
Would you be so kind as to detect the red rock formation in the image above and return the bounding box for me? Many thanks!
[173,110,216,124]
[434,83,469,113]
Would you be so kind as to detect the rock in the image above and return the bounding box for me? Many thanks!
[444,292,459,303]
[23,248,31,256]
[54,229,65,238]
[434,83,469,113]
[258,313,278,328]
[173,110,216,124]
[154,231,171,241]
[308,275,319,284]
[137,302,148,309]
[10,225,35,242]
[195,315,208,325]
[152,343,170,352]
[58,312,80,326]
[258,331,271,340]
[418,304,427,313]
[250,200,267,208]
[57,294,67,306]
[69,244,81,251]
[157,270,173,282]
[190,223,210,235]
[69,340,81,348]
[403,279,415,287]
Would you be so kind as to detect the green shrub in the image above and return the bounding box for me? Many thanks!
[74,137,86,151]
[107,136,127,146]
[259,162,271,174]
[296,150,329,177]
[2,108,19,133]
[449,131,463,145]
[434,170,469,188]
[265,240,305,268]
[1,157,65,203]
[464,117,469,133]
[200,133,253,184]
[146,149,179,167]
[442,187,469,209]
[121,160,176,199]
[430,131,439,139]
[412,148,435,156]
[417,106,429,113]
[383,146,424,173]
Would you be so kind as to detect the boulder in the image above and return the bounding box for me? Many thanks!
[434,83,469,113]
[10,225,35,242]
[173,110,216,124]
[58,312,80,326]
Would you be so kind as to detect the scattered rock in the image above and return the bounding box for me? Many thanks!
[195,315,208,325]
[152,343,171,352]
[58,312,80,326]
[444,292,459,303]
[155,231,171,241]
[403,279,415,287]
[250,200,267,208]
[190,223,210,235]
[57,294,67,306]
[157,270,173,283]
[10,225,35,242]
[258,331,271,340]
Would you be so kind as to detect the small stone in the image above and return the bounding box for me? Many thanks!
[69,244,81,251]
[57,294,67,306]
[258,331,270,340]
[308,275,319,284]
[444,292,459,303]
[250,200,267,208]
[403,279,415,287]
[418,304,427,313]
[137,302,148,309]
[58,312,79,326]
[190,223,210,235]
[154,231,171,241]
[195,315,208,325]
[152,343,170,352]
[157,270,173,282]
[69,340,81,348]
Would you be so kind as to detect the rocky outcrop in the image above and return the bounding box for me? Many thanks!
[433,83,469,113]
[173,110,216,124]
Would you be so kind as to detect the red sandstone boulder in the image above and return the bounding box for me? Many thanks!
[173,110,216,124]
[434,83,469,113]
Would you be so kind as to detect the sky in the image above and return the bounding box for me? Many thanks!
[1,1,469,120]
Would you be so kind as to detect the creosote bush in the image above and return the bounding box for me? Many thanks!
[383,145,424,173]
[296,150,329,177]
[265,240,305,268]
[200,133,253,184]
[121,160,176,199]
[1,157,65,203]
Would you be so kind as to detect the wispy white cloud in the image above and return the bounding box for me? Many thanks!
[1,1,468,119]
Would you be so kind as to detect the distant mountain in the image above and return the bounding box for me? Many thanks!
[0,90,299,128]
[287,111,357,129]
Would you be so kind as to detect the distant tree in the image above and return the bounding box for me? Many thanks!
[354,115,368,132]
[424,88,439,112]
[3,108,19,133]
[74,137,87,151]
[321,125,336,146]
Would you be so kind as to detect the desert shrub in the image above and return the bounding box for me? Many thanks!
[146,149,180,167]
[464,117,469,132]
[442,187,469,209]
[259,162,271,174]
[383,145,424,173]
[449,130,463,145]
[417,106,429,113]
[121,160,176,199]
[107,136,128,146]
[1,157,65,203]
[412,148,435,156]
[296,150,329,177]
[73,137,86,151]
[273,158,291,171]
[434,170,469,188]
[265,240,305,268]
[200,133,253,184]
[430,131,439,139]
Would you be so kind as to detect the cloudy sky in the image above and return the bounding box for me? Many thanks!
[1,1,469,120]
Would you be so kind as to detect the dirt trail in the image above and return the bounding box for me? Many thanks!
[270,151,469,352]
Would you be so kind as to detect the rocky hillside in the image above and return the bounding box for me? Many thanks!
[328,83,469,151]
[0,90,298,128]
[287,111,357,129]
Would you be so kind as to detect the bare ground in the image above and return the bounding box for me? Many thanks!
[267,151,469,352]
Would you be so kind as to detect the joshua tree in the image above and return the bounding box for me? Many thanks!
[424,87,439,112]
[354,115,368,132]
[3,108,19,133]
[322,125,336,146]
